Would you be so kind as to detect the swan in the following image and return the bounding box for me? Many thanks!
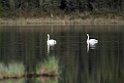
[47,34,57,46]
[87,34,98,45]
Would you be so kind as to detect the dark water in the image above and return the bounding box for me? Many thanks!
[0,25,124,83]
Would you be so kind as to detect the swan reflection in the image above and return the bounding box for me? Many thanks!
[87,43,98,53]
[47,45,56,54]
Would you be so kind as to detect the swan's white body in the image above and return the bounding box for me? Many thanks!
[47,34,56,46]
[87,34,98,45]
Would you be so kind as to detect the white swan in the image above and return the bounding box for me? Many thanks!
[47,34,57,46]
[87,34,98,45]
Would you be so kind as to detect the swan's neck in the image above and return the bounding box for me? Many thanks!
[47,35,50,41]
[87,35,89,41]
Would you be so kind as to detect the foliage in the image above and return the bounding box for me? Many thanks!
[0,62,25,79]
[0,0,123,18]
[7,62,25,77]
[36,56,60,75]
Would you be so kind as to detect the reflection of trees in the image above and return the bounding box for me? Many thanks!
[81,32,123,83]
[36,76,58,83]
[0,78,25,83]
[0,27,45,74]
[60,44,79,83]
[59,30,83,83]
[0,26,124,83]
[60,31,124,83]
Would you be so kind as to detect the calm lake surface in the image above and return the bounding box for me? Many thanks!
[0,25,124,83]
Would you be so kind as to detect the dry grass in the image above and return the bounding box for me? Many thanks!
[0,17,124,26]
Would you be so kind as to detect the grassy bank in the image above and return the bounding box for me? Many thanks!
[36,56,60,76]
[0,17,124,26]
[0,56,60,80]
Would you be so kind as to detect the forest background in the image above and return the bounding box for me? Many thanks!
[0,0,124,23]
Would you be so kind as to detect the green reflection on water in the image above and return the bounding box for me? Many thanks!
[0,26,124,83]
[0,78,25,83]
[0,76,58,83]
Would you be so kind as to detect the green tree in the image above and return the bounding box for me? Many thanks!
[9,0,15,9]
[42,0,61,14]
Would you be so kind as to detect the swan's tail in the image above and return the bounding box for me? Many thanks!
[95,40,98,43]
[54,41,57,44]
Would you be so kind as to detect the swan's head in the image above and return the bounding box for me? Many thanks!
[87,34,89,36]
[47,34,49,37]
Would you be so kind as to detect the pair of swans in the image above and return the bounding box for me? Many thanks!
[47,34,98,46]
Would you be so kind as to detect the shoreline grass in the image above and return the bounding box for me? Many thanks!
[0,56,60,80]
[0,62,25,79]
[0,17,124,26]
[36,56,60,76]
